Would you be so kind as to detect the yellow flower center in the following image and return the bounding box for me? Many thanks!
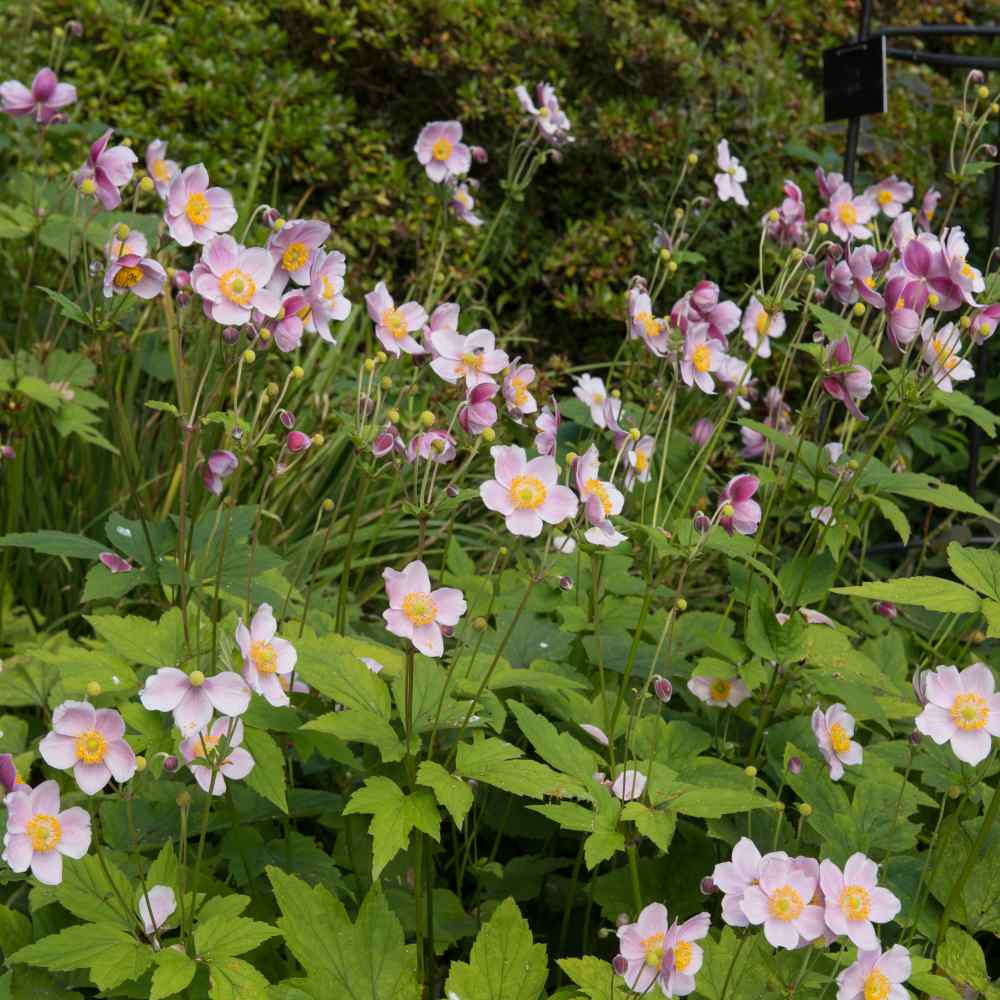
[641,931,664,969]
[634,451,649,473]
[402,591,438,626]
[381,307,407,340]
[220,268,257,307]
[152,158,172,182]
[297,304,312,322]
[863,276,876,289]
[584,478,613,516]
[27,814,62,853]
[185,192,210,226]
[113,265,144,289]
[250,639,279,675]
[755,311,769,336]
[461,352,484,371]
[961,263,975,279]
[692,344,712,373]
[926,208,935,221]
[673,940,693,973]
[431,137,453,161]
[931,338,959,371]
[281,242,310,272]
[838,202,858,226]
[950,692,989,731]
[839,885,871,921]
[510,474,548,511]
[75,729,108,764]
[768,884,804,922]
[727,165,736,176]
[197,733,221,755]
[710,678,732,702]
[635,311,660,339]
[877,190,894,206]
[865,971,891,1000]
[829,722,851,754]
[321,276,337,301]
[513,387,529,406]
[592,392,605,405]
[456,189,472,208]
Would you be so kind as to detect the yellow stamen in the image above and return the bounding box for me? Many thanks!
[641,931,664,969]
[431,137,453,161]
[281,242,310,273]
[829,722,851,754]
[877,190,893,206]
[755,310,769,336]
[710,678,732,702]
[250,640,279,675]
[152,158,172,182]
[838,202,858,227]
[865,971,891,1000]
[75,729,107,764]
[584,478,613,516]
[673,940,693,972]
[692,344,712,373]
[381,307,408,341]
[768,885,804,922]
[220,268,257,307]
[113,265,144,289]
[510,474,548,511]
[185,192,210,227]
[27,814,62,852]
[839,885,871,921]
[402,592,438,626]
[950,692,988,731]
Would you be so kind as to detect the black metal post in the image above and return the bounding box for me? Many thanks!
[843,0,875,185]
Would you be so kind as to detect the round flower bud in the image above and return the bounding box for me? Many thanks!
[799,802,813,817]
[659,248,672,262]
[135,755,147,772]
[311,433,324,447]
[909,729,922,747]
[928,293,940,307]
[80,178,96,196]
[817,221,829,235]
[852,302,865,317]
[874,601,897,620]
[787,756,803,775]
[687,152,698,166]
[163,754,179,773]
[668,261,678,273]
[420,410,435,428]
[498,546,509,557]
[978,85,990,100]
[222,326,240,345]
[176,790,192,809]
[566,451,578,465]
[115,223,130,240]
[175,292,191,308]
[674,207,684,220]
[675,597,687,612]
[744,765,757,778]
[559,575,573,591]
[380,376,392,391]
[947,785,962,799]
[189,670,206,687]
[446,484,459,498]
[376,351,387,363]
[960,315,972,330]
[86,680,102,697]
[653,675,673,703]
[768,209,779,223]
[322,498,334,512]
[292,365,305,379]
[472,617,488,632]
[273,217,286,231]
[364,358,376,373]
[700,876,717,895]
[482,427,496,443]
[66,19,84,37]
[992,103,1000,115]
[628,427,641,441]
[267,382,280,397]
[387,409,401,424]
[616,913,631,928]
[612,955,629,977]
[243,350,256,364]
[279,409,296,429]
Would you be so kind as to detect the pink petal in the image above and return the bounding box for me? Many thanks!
[221,747,255,781]
[950,727,992,765]
[960,663,995,697]
[506,508,544,537]
[173,688,214,736]
[52,701,96,737]
[383,608,414,640]
[431,588,466,626]
[411,623,444,657]
[481,480,514,516]
[31,851,63,885]
[204,235,239,275]
[39,732,79,770]
[249,603,277,643]
[3,834,32,872]
[104,741,137,782]
[914,704,954,744]
[74,760,112,795]
[94,709,125,742]
[492,445,526,487]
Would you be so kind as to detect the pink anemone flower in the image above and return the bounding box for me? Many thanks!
[365,282,427,356]
[303,249,351,343]
[515,83,573,144]
[574,444,626,547]
[917,188,940,230]
[921,321,974,393]
[914,663,1000,765]
[837,945,911,1000]
[689,281,741,344]
[2,780,91,885]
[1,67,76,124]
[165,164,237,246]
[764,180,807,245]
[821,338,872,421]
[616,903,709,998]
[236,603,298,708]
[534,400,560,456]
[741,297,785,359]
[883,276,921,349]
[430,328,508,388]
[688,676,751,708]
[714,139,749,207]
[414,121,471,182]
[573,373,620,428]
[625,435,654,491]
[970,303,1000,345]
[267,219,331,290]
[193,235,280,326]
[481,445,578,538]
[105,226,148,261]
[103,254,166,300]
[819,853,900,949]
[145,139,179,198]
[38,702,136,795]
[180,717,255,796]
[681,325,723,394]
[503,358,538,419]
[201,449,238,495]
[812,703,863,780]
[630,290,670,355]
[740,856,826,949]
[864,176,913,219]
[74,129,137,211]
[138,885,177,943]
[140,667,250,737]
[610,769,647,802]
[450,182,483,226]
[717,474,761,536]
[827,183,877,241]
[712,837,789,928]
[382,559,466,657]
[458,381,499,436]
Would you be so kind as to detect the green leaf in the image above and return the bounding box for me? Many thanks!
[832,577,981,614]
[294,634,399,715]
[342,777,441,878]
[668,787,780,819]
[302,709,404,763]
[54,854,134,929]
[16,376,63,410]
[0,905,32,959]
[947,542,1000,601]
[909,973,964,1000]
[150,948,197,1000]
[697,926,771,1000]
[267,868,419,999]
[867,469,998,523]
[208,957,271,1000]
[416,760,474,829]
[444,898,548,1000]
[82,564,150,603]
[456,736,573,799]
[585,830,626,868]
[0,530,106,559]
[621,802,677,853]
[194,915,280,959]
[36,286,90,326]
[870,497,911,545]
[85,611,186,667]
[746,592,805,662]
[508,700,596,786]
[938,926,990,992]
[557,956,631,1000]
[933,389,998,437]
[241,727,287,813]
[145,400,181,417]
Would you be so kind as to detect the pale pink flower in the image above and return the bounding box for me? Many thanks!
[458,382,499,436]
[236,603,298,708]
[815,166,845,202]
[430,328,508,388]
[2,780,91,885]
[691,418,714,447]
[741,297,785,358]
[515,83,573,145]
[105,226,148,260]
[921,321,974,393]
[940,226,984,306]
[1,68,76,124]
[138,885,177,942]
[481,445,578,538]
[201,449,238,494]
[718,474,761,536]
[914,663,1000,765]
[884,276,921,348]
[406,430,457,464]
[917,188,940,230]
[616,904,709,997]
[573,373,619,428]
[193,235,280,326]
[165,164,237,246]
[717,356,756,410]
[821,338,872,421]
[812,703,863,780]
[373,423,404,459]
[145,139,178,198]
[712,837,788,928]
[740,856,826,949]
[580,724,609,746]
[827,183,877,241]
[303,249,351,344]
[74,129,137,211]
[534,400,560,456]
[575,445,626,547]
[714,139,749,207]
[837,945,911,1000]
[764,180,807,245]
[140,667,250,737]
[180,717,255,796]
[103,254,166,300]
[503,358,538,418]
[450,182,483,226]
[681,325,723,394]
[39,702,136,795]
[688,676,751,708]
[864,177,913,219]
[99,552,132,574]
[630,290,670,355]
[414,121,471,182]
[819,853,900,949]
[625,435,654,491]
[382,559,466,657]
[689,281,741,344]
[365,282,427,357]
[970,304,1000,345]
[810,505,836,526]
[267,219,331,290]
[610,769,647,802]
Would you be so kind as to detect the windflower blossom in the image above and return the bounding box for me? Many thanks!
[914,663,1000,765]
[826,183,877,241]
[382,559,466,657]
[740,856,826,949]
[821,338,872,421]
[481,445,578,538]
[630,290,670,355]
[193,235,280,326]
[458,382,499,436]
[940,226,984,307]
[691,418,714,448]
[610,770,647,802]
[573,373,619,428]
[688,281,741,344]
[712,837,785,928]
[1,67,76,124]
[921,321,974,393]
[575,445,626,547]
[201,450,238,494]
[917,188,940,230]
[74,129,137,211]
[764,180,807,245]
[373,423,404,459]
[39,702,136,795]
[827,245,884,309]
[145,139,179,198]
[406,430,457,464]
[717,474,762,536]
[430,328,508,388]
[837,945,912,1000]
[450,182,483,226]
[414,121,472,182]
[303,249,351,344]
[503,358,538,418]
[515,82,573,145]
[819,853,900,949]
[616,904,709,997]
[864,177,913,219]
[812,703,863,780]
[365,282,427,357]
[970,303,1000,345]
[815,166,845,202]
[180,717,255,796]
[680,325,723,394]
[236,604,298,707]
[105,226,148,260]
[103,252,166,300]
[423,302,460,356]
[534,401,560,456]
[138,885,177,944]
[741,297,785,359]
[688,675,751,708]
[2,781,91,885]
[809,506,836,526]
[883,276,921,348]
[268,219,331,289]
[165,164,237,246]
[141,666,250,736]
[714,139,749,207]
[717,356,756,410]
[625,435,654,491]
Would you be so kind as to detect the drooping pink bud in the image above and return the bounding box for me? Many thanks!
[691,417,714,447]
[787,756,803,775]
[875,601,897,621]
[653,675,673,703]
[286,430,312,454]
[470,145,488,163]
[279,409,296,429]
[700,876,717,895]
[99,552,133,574]
[612,954,629,976]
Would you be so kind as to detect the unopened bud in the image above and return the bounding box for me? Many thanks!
[115,223,130,240]
[559,575,574,591]
[909,729,922,747]
[222,326,240,345]
[653,675,673,703]
[446,484,459,498]
[803,254,816,269]
[668,261,678,273]
[322,498,334,512]
[970,69,986,84]
[799,802,813,817]
[992,103,999,115]
[135,755,147,772]
[977,85,990,100]
[675,597,687,612]
[376,351,387,363]
[817,221,829,235]
[311,433,324,446]
[787,756,803,775]
[613,954,629,976]
[961,315,972,329]
[380,376,392,391]
[499,546,509,557]
[267,381,280,397]
[189,670,205,687]
[387,409,400,424]
[659,248,671,262]
[482,427,496,442]
[176,790,192,809]
[66,19,84,37]
[471,145,488,163]
[872,250,891,272]
[566,451,578,465]
[744,765,757,778]
[86,680,102,697]
[700,876,717,895]
[874,601,897,620]
[243,350,256,364]
[852,302,865,317]
[616,913,631,928]
[364,358,376,372]
[292,365,304,379]
[261,206,281,227]
[163,754,179,773]
[687,152,698,166]
[472,617,488,632]
[420,410,435,428]
[947,785,962,799]
[279,409,296,429]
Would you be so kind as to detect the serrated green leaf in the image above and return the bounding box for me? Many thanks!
[416,760,474,829]
[910,973,963,1000]
[194,915,280,960]
[150,947,197,1000]
[208,956,271,1000]
[938,926,989,992]
[947,542,1000,601]
[35,286,90,326]
[456,737,573,800]
[557,956,631,999]
[508,701,596,787]
[241,727,287,813]
[55,854,134,929]
[870,496,911,545]
[832,577,981,614]
[585,830,625,868]
[867,469,998,523]
[621,802,677,853]
[302,709,404,763]
[0,530,106,559]
[933,389,998,437]
[0,905,32,959]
